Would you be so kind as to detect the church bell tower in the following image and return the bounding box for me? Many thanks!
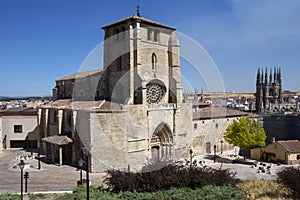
[101,12,182,106]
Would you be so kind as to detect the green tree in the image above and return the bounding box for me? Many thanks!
[224,117,266,160]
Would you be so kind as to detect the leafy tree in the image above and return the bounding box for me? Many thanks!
[224,117,266,160]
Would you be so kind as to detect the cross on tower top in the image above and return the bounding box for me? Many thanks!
[137,5,141,17]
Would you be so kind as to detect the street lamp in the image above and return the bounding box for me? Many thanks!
[18,160,25,200]
[220,141,223,155]
[189,149,193,167]
[38,147,41,170]
[213,145,217,163]
[78,158,85,184]
[82,141,92,200]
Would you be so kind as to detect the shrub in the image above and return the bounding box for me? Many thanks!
[104,163,239,192]
[277,167,300,194]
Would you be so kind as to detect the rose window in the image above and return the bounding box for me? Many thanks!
[146,83,164,104]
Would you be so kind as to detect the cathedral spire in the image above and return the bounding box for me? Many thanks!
[265,67,268,84]
[274,66,277,83]
[261,68,264,83]
[269,68,272,83]
[278,67,282,83]
[256,68,261,85]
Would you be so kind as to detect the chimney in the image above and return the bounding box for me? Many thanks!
[272,137,276,143]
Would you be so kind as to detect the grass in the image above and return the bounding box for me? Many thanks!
[1,179,298,199]
[236,179,295,200]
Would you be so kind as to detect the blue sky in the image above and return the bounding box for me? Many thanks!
[0,0,300,96]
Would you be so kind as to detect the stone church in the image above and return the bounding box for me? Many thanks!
[38,14,248,172]
[39,14,195,172]
[255,67,283,113]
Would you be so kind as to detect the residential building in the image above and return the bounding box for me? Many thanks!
[0,107,39,149]
[251,140,300,164]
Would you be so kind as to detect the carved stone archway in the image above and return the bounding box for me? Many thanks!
[150,123,174,161]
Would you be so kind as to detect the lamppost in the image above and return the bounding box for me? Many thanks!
[38,147,41,170]
[82,141,92,200]
[24,171,29,193]
[220,141,223,155]
[18,160,25,200]
[78,158,84,184]
[213,145,217,163]
[189,149,193,167]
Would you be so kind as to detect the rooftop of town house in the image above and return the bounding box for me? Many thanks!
[56,69,103,82]
[192,102,211,107]
[193,106,258,120]
[278,140,300,153]
[0,107,37,116]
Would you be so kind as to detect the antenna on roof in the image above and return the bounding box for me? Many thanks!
[137,5,141,17]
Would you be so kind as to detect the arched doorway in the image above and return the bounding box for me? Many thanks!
[150,123,173,162]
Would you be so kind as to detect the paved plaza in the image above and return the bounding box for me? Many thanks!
[0,149,105,194]
[0,149,290,194]
[195,152,288,180]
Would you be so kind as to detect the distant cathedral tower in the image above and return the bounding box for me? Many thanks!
[256,67,283,113]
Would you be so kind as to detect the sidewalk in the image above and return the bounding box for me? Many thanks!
[0,149,105,194]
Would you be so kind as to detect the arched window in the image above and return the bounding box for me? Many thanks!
[152,53,157,71]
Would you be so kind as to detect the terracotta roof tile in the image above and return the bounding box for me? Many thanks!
[41,99,122,112]
[42,135,73,146]
[56,69,102,81]
[278,140,300,153]
[102,15,176,30]
[193,106,252,120]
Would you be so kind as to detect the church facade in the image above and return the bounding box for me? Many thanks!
[255,67,283,113]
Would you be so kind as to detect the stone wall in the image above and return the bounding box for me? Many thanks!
[191,116,238,156]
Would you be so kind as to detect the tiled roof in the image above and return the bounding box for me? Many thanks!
[40,99,122,112]
[193,106,254,120]
[192,102,210,107]
[278,140,300,153]
[56,69,102,81]
[102,15,176,30]
[0,107,37,116]
[42,135,73,146]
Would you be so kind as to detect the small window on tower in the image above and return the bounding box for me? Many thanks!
[114,28,119,41]
[148,28,153,41]
[152,53,157,71]
[154,29,159,42]
[121,27,125,38]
